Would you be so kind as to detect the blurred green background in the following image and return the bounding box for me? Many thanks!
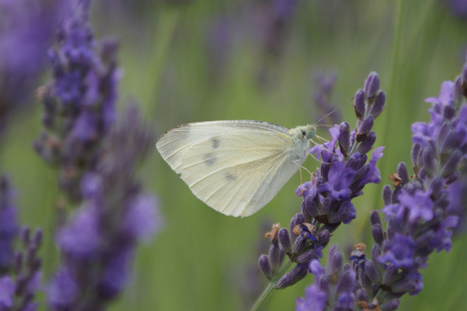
[2,0,467,310]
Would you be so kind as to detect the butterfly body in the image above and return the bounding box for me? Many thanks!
[156,120,315,217]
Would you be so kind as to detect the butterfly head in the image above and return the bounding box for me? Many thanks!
[305,124,317,140]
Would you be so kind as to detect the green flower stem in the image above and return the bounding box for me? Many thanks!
[250,259,294,311]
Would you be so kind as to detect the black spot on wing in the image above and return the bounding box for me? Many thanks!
[204,153,217,166]
[224,172,237,181]
[212,137,220,148]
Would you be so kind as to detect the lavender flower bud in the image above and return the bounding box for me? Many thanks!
[21,227,31,246]
[396,162,410,185]
[440,150,462,177]
[382,266,398,285]
[364,260,381,284]
[356,288,368,302]
[278,228,292,253]
[258,255,272,280]
[370,91,386,118]
[382,185,392,205]
[445,171,460,184]
[269,244,281,275]
[454,76,464,104]
[292,236,307,255]
[335,269,356,295]
[428,177,445,196]
[380,299,400,311]
[328,208,349,223]
[371,224,385,247]
[290,213,305,241]
[357,131,376,155]
[275,273,291,289]
[354,90,365,120]
[411,144,421,168]
[302,196,319,220]
[13,252,22,274]
[371,244,385,272]
[327,245,342,276]
[32,229,43,247]
[370,210,382,227]
[364,72,380,99]
[421,146,438,176]
[297,250,316,264]
[279,264,309,288]
[338,122,351,152]
[358,116,374,135]
[391,277,414,293]
[317,230,330,245]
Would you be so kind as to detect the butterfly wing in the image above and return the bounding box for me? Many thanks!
[156,121,301,217]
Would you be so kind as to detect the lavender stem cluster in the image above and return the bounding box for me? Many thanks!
[0,177,42,311]
[296,64,467,311]
[47,104,162,311]
[34,0,118,202]
[257,72,386,292]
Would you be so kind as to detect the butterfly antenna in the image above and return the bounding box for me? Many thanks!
[315,96,355,126]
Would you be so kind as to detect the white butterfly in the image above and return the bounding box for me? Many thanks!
[156,120,316,217]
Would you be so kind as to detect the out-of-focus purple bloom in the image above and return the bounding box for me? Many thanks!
[34,1,119,202]
[445,0,467,19]
[0,276,14,308]
[0,0,64,137]
[0,176,19,272]
[48,104,162,310]
[295,283,327,311]
[0,227,43,311]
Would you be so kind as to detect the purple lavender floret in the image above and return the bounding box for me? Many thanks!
[47,104,163,311]
[296,247,356,311]
[0,176,20,272]
[0,227,43,311]
[0,0,60,138]
[34,1,119,202]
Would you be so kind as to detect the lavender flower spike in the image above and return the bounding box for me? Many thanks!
[34,1,119,202]
[48,104,163,310]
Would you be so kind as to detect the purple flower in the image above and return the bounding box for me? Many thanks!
[34,2,119,202]
[296,283,327,311]
[0,176,20,271]
[0,276,14,308]
[48,104,162,310]
[0,0,60,137]
[57,203,101,259]
[48,268,79,308]
[319,162,355,201]
[378,234,417,269]
[397,189,434,221]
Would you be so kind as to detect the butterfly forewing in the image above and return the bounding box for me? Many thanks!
[156,121,300,217]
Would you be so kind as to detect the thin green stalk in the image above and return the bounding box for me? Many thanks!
[250,259,294,311]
